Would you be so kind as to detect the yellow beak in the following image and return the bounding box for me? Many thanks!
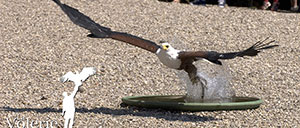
[162,45,168,50]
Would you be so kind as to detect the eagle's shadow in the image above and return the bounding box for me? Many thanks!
[0,105,216,122]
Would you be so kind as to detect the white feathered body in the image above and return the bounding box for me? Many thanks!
[156,48,182,69]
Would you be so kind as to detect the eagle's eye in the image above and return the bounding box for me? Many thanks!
[162,44,170,50]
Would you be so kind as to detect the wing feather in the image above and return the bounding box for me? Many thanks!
[52,0,110,38]
[79,67,96,82]
[60,72,76,83]
[178,39,278,65]
[109,32,161,53]
[52,0,160,53]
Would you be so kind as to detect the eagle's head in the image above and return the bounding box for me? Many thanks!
[159,41,177,52]
[156,41,182,69]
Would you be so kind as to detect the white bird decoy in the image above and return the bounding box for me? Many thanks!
[60,67,97,86]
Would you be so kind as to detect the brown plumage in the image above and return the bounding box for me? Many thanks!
[52,0,279,84]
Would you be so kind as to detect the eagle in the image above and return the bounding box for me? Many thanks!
[52,0,278,84]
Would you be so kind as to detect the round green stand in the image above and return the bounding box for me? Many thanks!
[122,95,263,111]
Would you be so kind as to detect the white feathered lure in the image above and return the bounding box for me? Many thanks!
[60,67,97,86]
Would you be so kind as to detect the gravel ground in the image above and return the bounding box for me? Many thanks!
[0,0,299,127]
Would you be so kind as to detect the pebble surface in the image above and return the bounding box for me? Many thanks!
[0,0,299,127]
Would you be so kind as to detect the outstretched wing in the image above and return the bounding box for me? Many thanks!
[179,38,279,65]
[109,32,161,53]
[218,38,278,59]
[52,0,161,53]
[79,67,97,82]
[52,0,110,38]
[60,71,76,83]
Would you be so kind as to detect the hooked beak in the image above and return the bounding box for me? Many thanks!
[162,45,168,50]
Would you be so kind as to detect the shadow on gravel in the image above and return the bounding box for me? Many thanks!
[1,106,217,122]
[77,107,217,122]
[0,107,60,113]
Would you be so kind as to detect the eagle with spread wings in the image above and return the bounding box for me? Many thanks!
[52,0,278,84]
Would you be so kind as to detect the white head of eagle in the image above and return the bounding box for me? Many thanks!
[156,42,182,69]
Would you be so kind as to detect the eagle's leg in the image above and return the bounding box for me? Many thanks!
[183,64,207,99]
[190,74,207,87]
